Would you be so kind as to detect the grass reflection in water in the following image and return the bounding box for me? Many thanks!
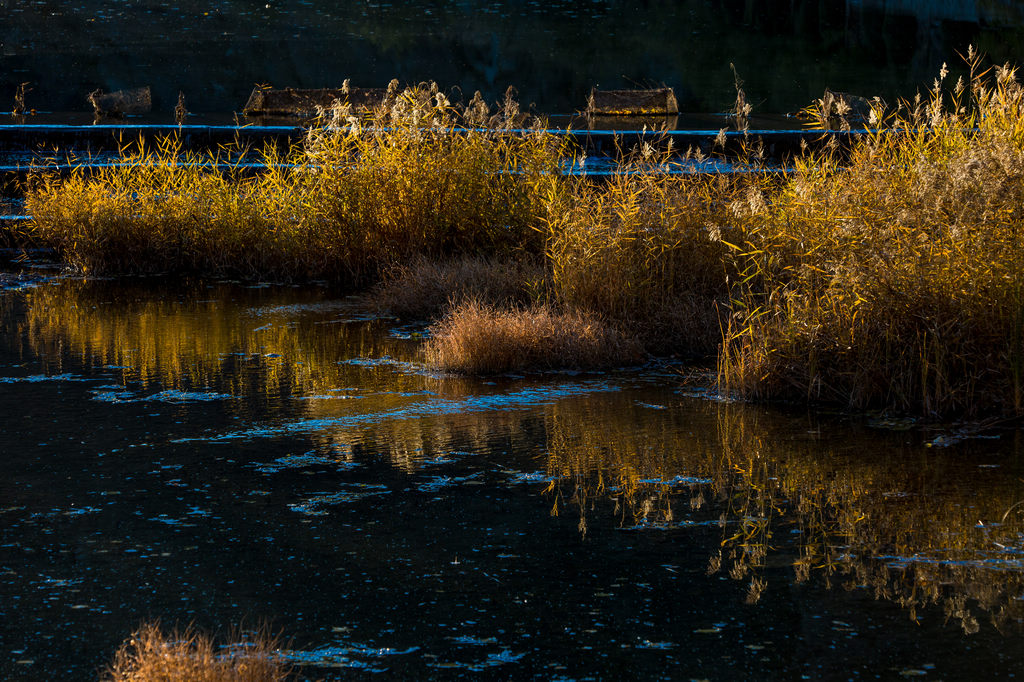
[22,277,538,470]
[545,401,1024,634]
[21,277,1024,637]
[25,278,423,394]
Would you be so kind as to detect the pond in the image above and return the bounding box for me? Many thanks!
[2,257,1024,679]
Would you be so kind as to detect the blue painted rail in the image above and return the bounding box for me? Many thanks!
[0,122,866,161]
[0,123,870,225]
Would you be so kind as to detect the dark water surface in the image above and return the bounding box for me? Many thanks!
[3,262,1024,679]
[3,1,1024,120]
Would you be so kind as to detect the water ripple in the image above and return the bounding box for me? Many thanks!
[174,381,619,443]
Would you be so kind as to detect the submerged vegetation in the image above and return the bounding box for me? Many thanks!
[21,53,1024,416]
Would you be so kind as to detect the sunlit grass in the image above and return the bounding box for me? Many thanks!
[542,163,741,354]
[719,50,1024,417]
[23,59,1024,410]
[27,84,565,285]
[103,621,291,682]
[424,299,643,373]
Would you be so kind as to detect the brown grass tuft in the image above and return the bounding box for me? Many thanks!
[369,255,546,319]
[424,300,643,374]
[103,621,292,682]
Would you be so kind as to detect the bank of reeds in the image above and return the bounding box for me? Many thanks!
[27,84,564,284]
[24,61,1024,413]
[720,52,1024,417]
[103,621,291,682]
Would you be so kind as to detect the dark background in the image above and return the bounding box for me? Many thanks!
[1,1,1022,120]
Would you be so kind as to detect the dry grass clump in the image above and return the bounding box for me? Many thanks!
[103,621,291,682]
[720,51,1024,417]
[369,254,546,318]
[425,300,642,373]
[543,160,741,354]
[27,83,564,284]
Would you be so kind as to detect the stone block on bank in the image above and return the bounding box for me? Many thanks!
[587,88,679,116]
[87,87,152,116]
[242,86,386,117]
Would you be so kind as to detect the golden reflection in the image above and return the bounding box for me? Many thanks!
[0,293,17,347]
[305,399,542,474]
[18,278,1024,629]
[24,279,423,394]
[20,277,528,471]
[547,402,1024,632]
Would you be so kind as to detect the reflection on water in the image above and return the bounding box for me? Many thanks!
[544,400,1024,633]
[25,279,420,395]
[3,1,1023,118]
[4,273,1024,678]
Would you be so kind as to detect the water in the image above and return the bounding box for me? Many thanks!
[4,5,1024,678]
[2,259,1024,679]
[3,1,1022,120]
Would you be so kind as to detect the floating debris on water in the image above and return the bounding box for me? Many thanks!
[90,388,236,403]
[288,484,391,515]
[256,451,361,474]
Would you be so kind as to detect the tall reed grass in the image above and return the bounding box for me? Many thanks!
[26,61,1024,411]
[542,160,743,354]
[27,84,564,284]
[720,51,1024,417]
